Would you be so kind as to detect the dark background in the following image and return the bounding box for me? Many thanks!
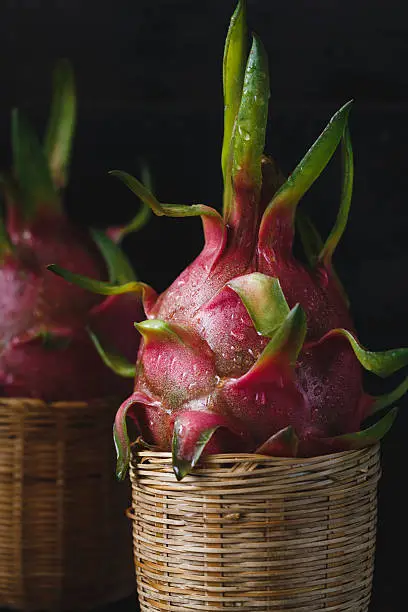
[1,1,408,610]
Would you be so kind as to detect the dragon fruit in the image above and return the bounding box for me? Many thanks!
[0,60,145,401]
[50,1,408,479]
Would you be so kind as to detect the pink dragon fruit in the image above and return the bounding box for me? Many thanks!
[50,1,408,479]
[0,60,145,401]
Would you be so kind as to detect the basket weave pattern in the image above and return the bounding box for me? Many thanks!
[0,398,134,611]
[130,444,380,611]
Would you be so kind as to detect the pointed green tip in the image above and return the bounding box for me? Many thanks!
[287,303,305,325]
[88,327,136,378]
[332,99,354,120]
[284,303,307,342]
[256,425,299,457]
[111,161,153,241]
[116,462,128,481]
[172,459,191,481]
[339,406,398,448]
[171,424,193,480]
[234,0,247,17]
[113,419,131,481]
[228,272,289,337]
[134,319,164,331]
[171,421,220,481]
[45,58,76,188]
[134,319,184,344]
[322,329,408,379]
[265,302,307,366]
[109,170,164,216]
[114,449,129,481]
[372,375,408,415]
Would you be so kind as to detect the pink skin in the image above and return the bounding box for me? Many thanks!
[196,286,267,377]
[137,330,217,405]
[0,327,132,400]
[0,254,41,346]
[0,212,140,401]
[121,165,370,464]
[7,210,105,325]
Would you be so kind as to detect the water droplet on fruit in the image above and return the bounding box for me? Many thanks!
[231,329,245,341]
[239,315,252,327]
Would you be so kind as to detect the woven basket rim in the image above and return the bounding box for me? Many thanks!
[0,396,121,410]
[132,443,380,465]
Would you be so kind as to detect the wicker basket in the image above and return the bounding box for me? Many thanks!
[0,397,134,611]
[129,444,381,611]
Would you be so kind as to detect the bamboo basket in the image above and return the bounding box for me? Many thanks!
[129,443,380,611]
[0,397,134,611]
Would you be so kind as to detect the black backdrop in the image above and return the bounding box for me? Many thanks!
[1,1,408,611]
